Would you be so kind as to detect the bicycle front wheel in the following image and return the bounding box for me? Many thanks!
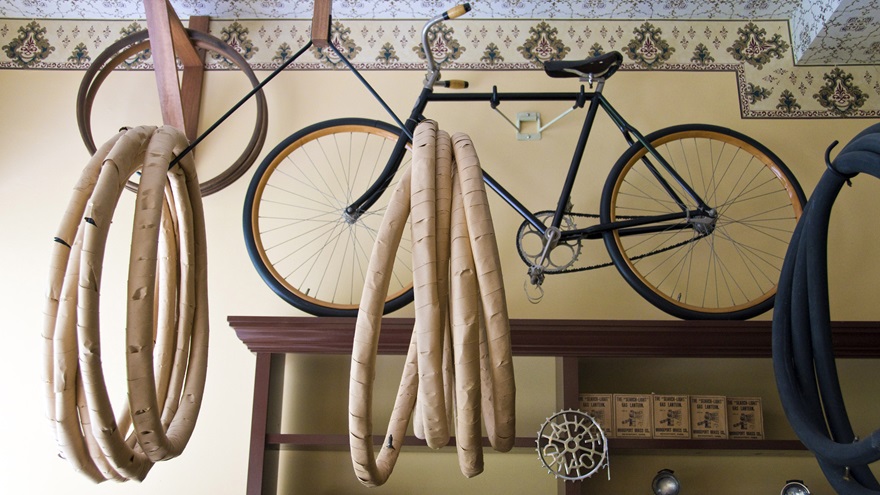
[601,124,806,320]
[243,118,414,316]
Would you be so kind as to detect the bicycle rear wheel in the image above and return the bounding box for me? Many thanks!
[243,118,414,316]
[600,124,806,320]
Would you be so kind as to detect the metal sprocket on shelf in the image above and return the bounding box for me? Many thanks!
[536,408,609,481]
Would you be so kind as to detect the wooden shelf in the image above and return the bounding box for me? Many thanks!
[606,438,805,454]
[265,434,538,451]
[263,433,805,455]
[228,316,880,358]
[228,317,879,494]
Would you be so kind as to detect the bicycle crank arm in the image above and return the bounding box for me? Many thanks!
[523,226,561,304]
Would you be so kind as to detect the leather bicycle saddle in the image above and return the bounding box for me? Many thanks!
[543,51,623,80]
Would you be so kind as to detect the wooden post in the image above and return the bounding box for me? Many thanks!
[181,15,208,144]
[556,357,581,495]
[246,352,273,495]
[311,0,332,48]
[143,0,207,141]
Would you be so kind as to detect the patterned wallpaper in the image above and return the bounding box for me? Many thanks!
[0,0,878,64]
[791,0,880,65]
[2,16,877,119]
[0,0,804,19]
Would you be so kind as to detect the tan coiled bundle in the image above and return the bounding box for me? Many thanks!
[349,121,515,486]
[42,126,209,482]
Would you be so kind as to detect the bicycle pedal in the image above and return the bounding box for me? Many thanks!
[524,279,545,304]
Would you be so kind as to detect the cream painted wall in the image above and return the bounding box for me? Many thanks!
[1,61,878,495]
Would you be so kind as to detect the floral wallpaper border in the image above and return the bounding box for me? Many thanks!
[1,17,878,118]
[1,0,878,64]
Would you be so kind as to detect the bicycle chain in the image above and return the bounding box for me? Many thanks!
[516,210,708,274]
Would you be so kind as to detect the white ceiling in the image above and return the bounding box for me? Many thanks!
[0,1,876,64]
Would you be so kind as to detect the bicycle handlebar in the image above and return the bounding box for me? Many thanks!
[445,3,472,19]
[422,3,472,88]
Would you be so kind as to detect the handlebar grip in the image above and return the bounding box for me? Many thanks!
[443,80,469,89]
[445,3,472,19]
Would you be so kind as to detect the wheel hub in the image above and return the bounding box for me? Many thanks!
[343,208,359,225]
[690,208,717,235]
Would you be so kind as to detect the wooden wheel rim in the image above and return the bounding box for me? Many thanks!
[76,29,268,196]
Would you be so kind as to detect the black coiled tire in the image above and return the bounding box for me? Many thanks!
[773,123,880,494]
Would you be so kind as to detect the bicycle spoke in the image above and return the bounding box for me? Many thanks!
[604,126,803,318]
[245,120,415,315]
[266,166,336,212]
[259,211,339,235]
[268,217,344,275]
[713,224,785,278]
[286,216,346,284]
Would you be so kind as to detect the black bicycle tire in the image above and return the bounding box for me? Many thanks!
[76,28,268,197]
[243,117,415,317]
[600,123,806,320]
[773,123,880,494]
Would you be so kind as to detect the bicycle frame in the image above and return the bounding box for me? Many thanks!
[342,73,714,245]
[238,4,805,321]
[166,6,714,248]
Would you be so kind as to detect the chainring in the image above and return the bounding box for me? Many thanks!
[516,211,583,273]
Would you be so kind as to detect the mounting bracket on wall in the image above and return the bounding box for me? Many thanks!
[492,107,580,141]
[516,111,542,141]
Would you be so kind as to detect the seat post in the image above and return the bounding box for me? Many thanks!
[551,91,603,230]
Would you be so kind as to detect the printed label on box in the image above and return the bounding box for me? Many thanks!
[579,393,613,438]
[690,395,728,439]
[727,397,764,439]
[652,394,691,438]
[613,394,652,438]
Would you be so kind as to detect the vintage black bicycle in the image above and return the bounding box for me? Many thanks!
[243,3,806,320]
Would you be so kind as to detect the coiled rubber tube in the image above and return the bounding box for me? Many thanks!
[773,123,880,494]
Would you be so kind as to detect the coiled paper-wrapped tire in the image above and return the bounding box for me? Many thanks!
[348,122,515,486]
[43,126,208,482]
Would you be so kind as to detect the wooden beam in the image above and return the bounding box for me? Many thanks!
[164,0,201,66]
[311,0,332,48]
[144,1,210,142]
[144,0,186,131]
[181,15,209,144]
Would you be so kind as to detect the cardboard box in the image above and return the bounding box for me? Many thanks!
[613,394,652,438]
[727,397,764,439]
[652,394,691,438]
[579,393,613,438]
[690,395,728,439]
